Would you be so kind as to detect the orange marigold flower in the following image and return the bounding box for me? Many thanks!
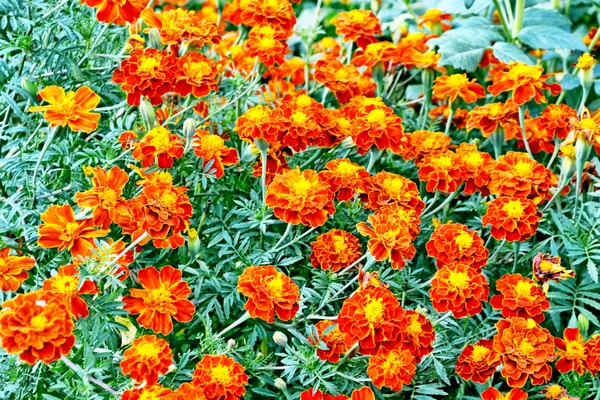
[268,57,309,85]
[350,387,374,400]
[166,383,207,400]
[374,202,421,240]
[235,104,285,144]
[331,10,381,48]
[367,347,416,391]
[314,58,375,104]
[456,339,501,384]
[430,105,469,129]
[418,151,465,193]
[467,100,520,137]
[319,158,369,201]
[426,222,489,270]
[490,273,549,322]
[192,129,238,178]
[0,248,35,292]
[319,108,352,146]
[399,130,452,162]
[314,37,342,57]
[432,74,485,103]
[482,196,541,242]
[0,290,75,364]
[351,41,397,68]
[81,0,147,25]
[430,263,489,318]
[300,389,347,400]
[489,151,557,204]
[584,334,600,374]
[120,334,173,385]
[28,85,100,133]
[122,265,196,335]
[456,143,496,195]
[74,166,130,229]
[251,141,292,184]
[539,104,577,140]
[337,286,405,355]
[532,253,574,289]
[347,99,405,155]
[246,25,289,67]
[309,320,352,363]
[482,387,528,400]
[360,171,424,212]
[540,385,569,400]
[240,0,296,32]
[398,309,435,361]
[191,354,248,399]
[237,265,299,323]
[517,117,554,154]
[140,8,220,47]
[42,264,99,319]
[112,48,177,106]
[174,52,221,98]
[122,384,173,400]
[279,93,325,151]
[555,327,587,375]
[310,229,363,272]
[418,8,452,30]
[265,168,335,227]
[131,126,185,169]
[488,62,562,106]
[493,317,555,387]
[37,204,109,259]
[405,50,446,73]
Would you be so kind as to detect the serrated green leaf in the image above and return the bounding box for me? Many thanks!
[492,42,534,65]
[518,26,587,51]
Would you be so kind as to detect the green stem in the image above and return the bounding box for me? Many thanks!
[492,0,513,42]
[32,126,58,195]
[512,242,521,273]
[273,223,293,250]
[579,86,590,116]
[546,136,561,169]
[518,105,533,159]
[215,311,251,338]
[512,0,525,39]
[444,101,455,136]
[366,148,382,173]
[422,184,464,219]
[491,129,505,159]
[488,239,507,263]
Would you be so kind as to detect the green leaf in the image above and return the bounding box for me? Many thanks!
[438,44,485,72]
[587,258,599,283]
[492,42,534,65]
[522,8,571,28]
[518,26,587,51]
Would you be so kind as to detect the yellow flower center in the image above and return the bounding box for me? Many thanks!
[30,314,49,330]
[430,155,453,168]
[546,385,564,398]
[405,316,422,336]
[470,345,490,362]
[538,260,556,273]
[454,231,474,250]
[464,151,484,167]
[514,280,535,300]
[52,274,79,296]
[257,36,276,50]
[147,284,174,311]
[291,111,308,126]
[448,271,470,290]
[518,339,535,355]
[82,165,94,176]
[488,103,503,117]
[256,25,277,37]
[579,118,597,130]
[363,297,384,323]
[161,191,178,208]
[246,107,269,123]
[291,177,313,196]
[513,160,534,177]
[148,127,173,153]
[565,341,585,359]
[332,236,347,253]
[502,199,525,218]
[61,222,80,241]
[99,188,118,209]
[186,61,212,80]
[505,63,541,81]
[382,177,404,195]
[138,56,161,73]
[200,134,225,156]
[561,144,576,159]
[334,68,350,80]
[295,94,312,108]
[265,274,284,298]
[444,74,469,88]
[334,160,361,175]
[367,109,386,125]
[135,342,161,359]
[349,10,367,23]
[0,258,6,273]
[210,365,233,385]
[576,52,596,71]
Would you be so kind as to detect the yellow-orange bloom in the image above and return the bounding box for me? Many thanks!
[490,273,550,322]
[309,319,352,363]
[120,334,173,385]
[42,264,99,319]
[166,383,207,400]
[240,0,296,32]
[314,58,376,104]
[235,104,285,144]
[456,143,496,195]
[532,253,574,288]
[397,309,435,361]
[456,339,501,384]
[488,62,561,105]
[131,126,185,169]
[0,248,35,292]
[331,10,381,48]
[141,8,220,47]
[426,222,489,270]
[29,86,100,133]
[467,100,520,138]
[279,93,326,151]
[310,229,363,272]
[399,130,452,162]
[432,74,485,103]
[122,384,173,400]
[418,151,465,193]
[360,171,424,212]
[482,196,541,242]
[367,347,416,390]
[191,354,248,399]
[430,262,489,318]
[319,158,369,201]
[555,328,587,375]
[192,129,238,179]
[175,52,221,98]
[81,0,147,25]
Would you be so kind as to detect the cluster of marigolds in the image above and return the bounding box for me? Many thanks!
[3,0,600,399]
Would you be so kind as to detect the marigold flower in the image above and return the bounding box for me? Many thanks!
[166,383,207,400]
[251,141,292,184]
[122,384,173,400]
[399,130,452,162]
[418,151,465,193]
[0,248,35,292]
[112,48,177,106]
[174,52,221,98]
[552,327,587,375]
[561,108,600,147]
[38,204,109,259]
[310,230,363,272]
[489,151,557,204]
[279,93,326,151]
[192,129,238,178]
[493,317,555,387]
[467,100,520,137]
[237,265,300,323]
[538,104,577,140]
[426,223,488,270]
[269,57,309,85]
[28,85,100,133]
[42,264,99,319]
[398,309,435,361]
[518,117,554,154]
[430,262,489,318]
[0,290,75,364]
[360,171,424,212]
[141,8,220,47]
[405,51,446,73]
[246,25,289,67]
[319,158,369,202]
[351,41,397,68]
[374,203,421,240]
[131,126,185,169]
[319,108,352,146]
[120,334,173,385]
[74,166,130,229]
[540,385,568,400]
[314,37,342,57]
[456,339,501,384]
[337,286,405,355]
[81,0,147,25]
[490,273,549,322]
[456,143,495,195]
[191,354,248,399]
[350,387,374,400]
[122,265,196,335]
[347,100,405,155]
[309,320,352,363]
[482,197,541,242]
[265,168,335,227]
[488,62,561,105]
[314,58,375,104]
[532,253,574,290]
[300,389,347,400]
[240,0,296,32]
[331,10,381,48]
[432,74,484,103]
[481,387,528,400]
[584,334,600,374]
[235,104,285,144]
[418,8,452,30]
[367,347,416,390]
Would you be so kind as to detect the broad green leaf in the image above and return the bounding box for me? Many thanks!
[492,42,534,65]
[438,43,485,72]
[518,26,587,51]
[523,8,571,28]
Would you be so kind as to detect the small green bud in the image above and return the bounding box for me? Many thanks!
[274,378,287,390]
[21,78,38,97]
[148,28,163,49]
[578,313,589,334]
[187,228,200,257]
[273,331,288,347]
[139,99,156,129]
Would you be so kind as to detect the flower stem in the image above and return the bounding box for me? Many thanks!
[422,184,464,219]
[273,223,293,250]
[487,239,506,263]
[366,148,382,173]
[546,136,560,169]
[215,311,251,338]
[32,126,58,194]
[61,356,117,395]
[518,105,534,159]
[512,0,525,39]
[512,242,521,273]
[492,0,513,42]
[444,101,455,136]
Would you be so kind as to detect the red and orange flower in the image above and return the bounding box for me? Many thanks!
[555,327,587,375]
[81,0,147,25]
[192,129,238,178]
[432,74,485,103]
[175,52,221,98]
[430,262,489,318]
[309,320,352,363]
[467,100,520,137]
[488,62,562,105]
[235,104,284,144]
[426,223,488,270]
[141,8,220,47]
[120,334,173,385]
[418,151,465,193]
[131,126,185,169]
[398,309,435,361]
[331,10,381,48]
[360,171,424,212]
[456,339,501,384]
[482,197,541,242]
[122,384,173,400]
[490,274,549,322]
[585,334,600,374]
[456,143,496,195]
[279,93,325,151]
[191,354,248,399]
[482,387,528,400]
[399,130,452,162]
[166,383,207,400]
[319,158,369,201]
[367,347,416,391]
[240,0,296,32]
[310,229,363,272]
[0,248,35,292]
[42,264,99,319]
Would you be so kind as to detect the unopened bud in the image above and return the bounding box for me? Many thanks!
[187,228,200,257]
[370,0,382,14]
[183,118,197,142]
[274,378,287,390]
[578,313,589,334]
[21,78,38,97]
[576,53,596,90]
[139,99,156,129]
[227,339,236,350]
[341,136,356,149]
[273,331,288,346]
[148,28,163,49]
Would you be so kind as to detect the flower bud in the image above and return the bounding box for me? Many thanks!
[227,339,236,350]
[576,53,596,90]
[139,99,156,129]
[254,137,269,152]
[578,313,589,334]
[274,378,287,390]
[21,77,38,97]
[370,0,382,14]
[273,331,288,346]
[240,143,259,163]
[148,28,163,49]
[559,144,576,182]
[187,228,200,257]
[183,118,197,143]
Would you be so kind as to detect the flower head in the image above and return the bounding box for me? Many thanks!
[481,387,528,400]
[81,0,147,25]
[28,86,100,132]
[456,339,501,384]
[397,309,435,361]
[310,229,363,272]
[541,385,568,400]
[490,274,549,322]
[120,334,173,385]
[488,62,562,105]
[538,104,577,140]
[279,93,326,151]
[319,158,369,201]
[141,8,220,46]
[584,334,600,374]
[399,130,452,162]
[418,151,465,193]
[555,327,587,375]
[467,100,520,137]
[309,320,352,363]
[240,0,296,32]
[122,265,196,335]
[235,104,285,144]
[432,74,485,103]
[331,10,381,48]
[418,8,452,31]
[456,143,496,195]
[122,384,173,400]
[191,354,248,399]
[237,265,299,323]
[314,58,375,104]
[360,171,424,212]
[482,197,541,242]
[426,223,488,270]
[532,253,574,291]
[0,248,35,292]
[131,126,185,169]
[192,130,238,178]
[42,264,99,319]
[430,262,489,318]
[166,383,207,400]
[367,347,416,391]
[175,52,221,98]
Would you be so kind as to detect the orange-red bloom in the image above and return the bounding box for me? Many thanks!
[140,8,220,47]
[0,248,35,292]
[418,9,452,31]
[192,129,238,178]
[367,347,416,390]
[74,166,130,229]
[28,86,100,133]
[0,290,75,364]
[538,104,577,139]
[418,151,465,193]
[456,339,501,384]
[532,253,574,289]
[456,143,496,195]
[426,223,488,270]
[432,74,485,103]
[319,158,369,201]
[314,58,375,104]
[360,171,424,212]
[237,265,299,323]
[337,286,405,355]
[585,334,600,374]
[42,264,99,319]
[279,93,326,151]
[122,265,196,335]
[555,328,587,375]
[37,204,109,259]
[331,10,381,48]
[166,383,207,400]
[235,104,285,144]
[467,100,520,137]
[309,319,352,363]
[490,274,549,322]
[430,262,489,318]
[488,62,562,105]
[191,354,248,399]
[399,130,452,162]
[121,384,173,400]
[494,317,555,387]
[397,309,435,361]
[175,52,221,98]
[120,334,173,385]
[481,387,528,400]
[81,0,147,25]
[240,0,295,32]
[131,126,185,169]
[246,25,289,67]
[265,168,335,227]
[482,197,541,242]
[300,389,347,400]
[518,117,555,154]
[310,229,363,272]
